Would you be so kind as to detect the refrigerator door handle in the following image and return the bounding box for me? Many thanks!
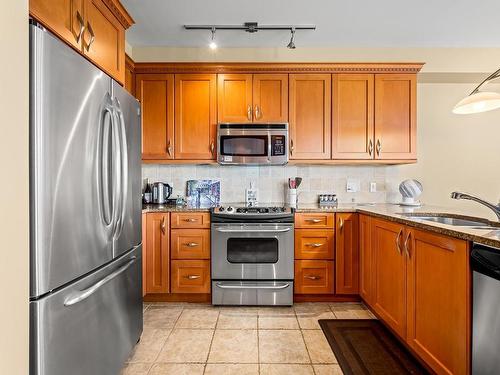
[97,98,115,227]
[112,98,128,242]
[110,101,123,241]
[63,256,137,307]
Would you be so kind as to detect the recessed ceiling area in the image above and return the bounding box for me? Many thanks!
[122,0,500,48]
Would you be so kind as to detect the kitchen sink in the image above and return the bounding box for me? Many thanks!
[399,213,500,229]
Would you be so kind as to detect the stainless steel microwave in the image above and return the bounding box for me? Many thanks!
[217,123,289,165]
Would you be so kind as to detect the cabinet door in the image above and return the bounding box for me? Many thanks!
[371,218,406,339]
[295,260,335,294]
[171,260,211,294]
[217,74,253,122]
[335,213,359,295]
[136,74,174,160]
[30,0,84,50]
[406,229,470,375]
[171,229,210,260]
[145,213,170,294]
[83,0,125,83]
[289,74,331,159]
[374,74,416,160]
[175,74,217,159]
[332,74,374,159]
[359,214,373,305]
[295,230,334,260]
[253,74,288,122]
[294,213,334,229]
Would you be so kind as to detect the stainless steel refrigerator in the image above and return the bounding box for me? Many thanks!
[29,22,143,375]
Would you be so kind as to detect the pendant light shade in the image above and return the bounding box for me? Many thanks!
[452,91,500,114]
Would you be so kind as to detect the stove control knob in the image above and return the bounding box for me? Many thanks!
[219,206,225,212]
[226,206,234,212]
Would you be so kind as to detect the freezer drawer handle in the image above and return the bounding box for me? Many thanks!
[64,257,136,307]
[215,282,290,290]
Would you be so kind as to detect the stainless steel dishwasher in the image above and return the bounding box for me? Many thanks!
[471,243,500,375]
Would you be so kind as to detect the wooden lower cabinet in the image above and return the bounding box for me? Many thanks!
[406,229,470,375]
[359,214,373,303]
[295,260,335,294]
[295,213,334,229]
[371,218,407,339]
[171,260,210,293]
[295,229,334,260]
[145,212,170,294]
[335,213,359,295]
[171,212,210,229]
[171,229,210,260]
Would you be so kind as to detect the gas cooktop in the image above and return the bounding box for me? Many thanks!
[212,205,292,215]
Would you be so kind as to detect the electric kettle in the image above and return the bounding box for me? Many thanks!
[152,182,173,204]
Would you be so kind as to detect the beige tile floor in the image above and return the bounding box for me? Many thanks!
[121,302,376,375]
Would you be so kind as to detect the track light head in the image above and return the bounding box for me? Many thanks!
[287,28,296,49]
[209,27,217,50]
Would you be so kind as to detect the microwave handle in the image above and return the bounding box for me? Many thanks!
[268,135,272,162]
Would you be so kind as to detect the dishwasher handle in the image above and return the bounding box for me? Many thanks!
[471,245,500,281]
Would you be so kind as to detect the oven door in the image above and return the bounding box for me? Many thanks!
[211,223,294,280]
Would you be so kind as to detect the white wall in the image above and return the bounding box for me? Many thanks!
[0,0,29,373]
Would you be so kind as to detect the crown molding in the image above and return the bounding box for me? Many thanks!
[102,0,135,29]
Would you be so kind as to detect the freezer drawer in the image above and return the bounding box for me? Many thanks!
[30,246,143,375]
[212,281,293,306]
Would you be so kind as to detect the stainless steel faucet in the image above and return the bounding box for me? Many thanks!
[451,192,500,221]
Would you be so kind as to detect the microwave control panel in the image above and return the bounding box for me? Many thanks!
[271,135,286,156]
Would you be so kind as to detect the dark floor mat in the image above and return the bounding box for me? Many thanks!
[318,319,430,375]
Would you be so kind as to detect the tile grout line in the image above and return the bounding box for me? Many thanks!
[202,308,220,375]
[294,306,317,373]
[257,312,260,375]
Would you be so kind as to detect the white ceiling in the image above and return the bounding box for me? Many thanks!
[123,0,500,48]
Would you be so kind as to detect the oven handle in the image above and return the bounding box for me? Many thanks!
[214,228,291,233]
[215,282,290,290]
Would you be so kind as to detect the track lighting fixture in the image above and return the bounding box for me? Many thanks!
[209,27,217,50]
[287,28,296,49]
[184,22,316,49]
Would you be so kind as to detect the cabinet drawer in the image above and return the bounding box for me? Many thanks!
[171,212,210,229]
[295,230,334,260]
[295,213,334,229]
[294,260,335,294]
[171,260,210,293]
[171,229,210,260]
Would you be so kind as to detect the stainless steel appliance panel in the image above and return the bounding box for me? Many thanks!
[30,245,143,375]
[211,223,294,280]
[471,244,500,375]
[30,24,115,297]
[212,281,293,306]
[111,81,142,258]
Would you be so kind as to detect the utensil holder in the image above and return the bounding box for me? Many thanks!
[288,189,297,207]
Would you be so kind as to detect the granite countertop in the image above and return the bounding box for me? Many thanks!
[296,203,500,248]
[142,203,500,248]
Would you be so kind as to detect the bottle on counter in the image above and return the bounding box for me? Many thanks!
[143,178,152,204]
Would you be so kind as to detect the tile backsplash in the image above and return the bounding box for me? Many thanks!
[142,164,390,205]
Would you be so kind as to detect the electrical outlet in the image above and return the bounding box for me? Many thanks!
[346,179,360,193]
[370,182,377,193]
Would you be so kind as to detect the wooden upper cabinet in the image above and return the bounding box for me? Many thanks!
[253,74,288,122]
[374,74,416,160]
[359,214,373,305]
[145,212,170,294]
[175,74,217,160]
[83,0,125,83]
[335,213,359,295]
[218,74,253,122]
[332,74,374,160]
[371,218,407,339]
[406,229,470,375]
[124,55,135,95]
[30,0,85,50]
[136,74,174,160]
[289,74,332,159]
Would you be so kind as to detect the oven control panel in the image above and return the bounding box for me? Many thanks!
[214,206,291,215]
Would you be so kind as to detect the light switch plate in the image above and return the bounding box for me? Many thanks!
[370,182,377,193]
[346,179,360,193]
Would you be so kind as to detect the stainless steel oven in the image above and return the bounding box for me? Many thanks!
[211,206,294,306]
[217,123,288,165]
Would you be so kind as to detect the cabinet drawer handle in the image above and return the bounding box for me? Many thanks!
[185,275,200,280]
[247,105,252,121]
[185,242,199,247]
[339,217,344,232]
[404,232,412,258]
[160,216,166,235]
[210,141,215,155]
[255,105,261,119]
[395,229,403,254]
[75,11,85,43]
[305,275,321,280]
[290,139,294,156]
[84,22,95,52]
[368,139,373,156]
[306,218,322,223]
[376,139,382,156]
[167,140,172,157]
[306,243,323,248]
[184,218,197,223]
